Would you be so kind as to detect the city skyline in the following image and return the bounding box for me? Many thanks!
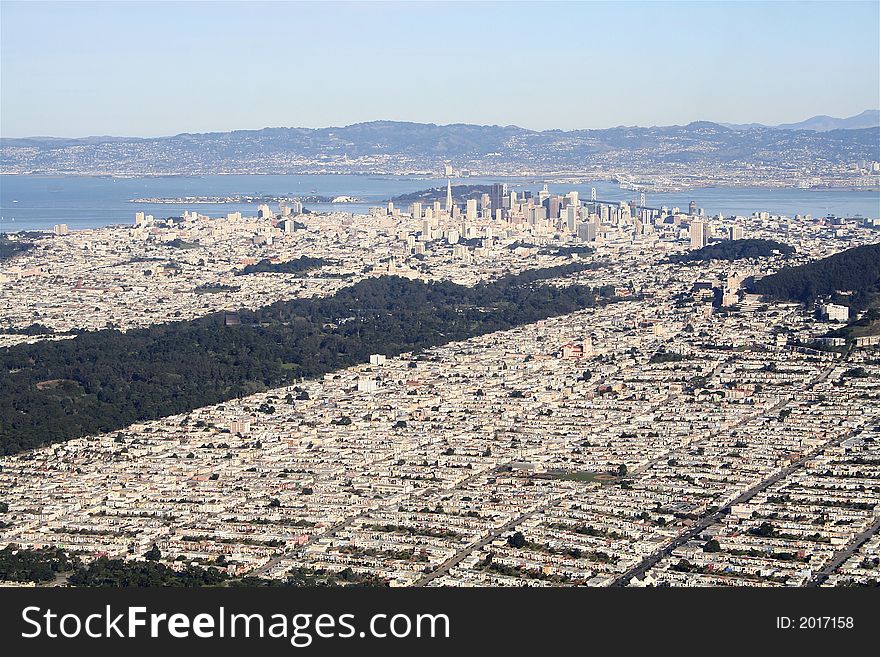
[1,1,879,138]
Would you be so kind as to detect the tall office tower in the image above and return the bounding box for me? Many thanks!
[290,200,303,215]
[566,205,578,232]
[577,222,596,242]
[445,179,453,214]
[548,196,562,219]
[421,219,432,239]
[632,217,642,236]
[481,194,491,211]
[489,183,506,214]
[688,200,697,216]
[731,224,744,240]
[433,201,441,217]
[279,203,291,217]
[466,198,478,221]
[444,163,453,177]
[568,191,579,206]
[387,201,394,215]
[282,218,295,234]
[411,202,422,220]
[134,212,145,226]
[257,204,273,219]
[530,206,547,226]
[690,219,707,249]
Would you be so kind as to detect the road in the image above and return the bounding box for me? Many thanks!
[414,498,563,587]
[257,349,848,584]
[611,428,861,586]
[250,461,511,578]
[808,515,880,587]
[610,351,848,586]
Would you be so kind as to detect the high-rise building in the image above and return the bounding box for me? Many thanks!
[445,179,453,214]
[688,200,697,216]
[489,183,506,214]
[528,206,547,226]
[690,219,707,249]
[411,202,422,220]
[466,198,477,221]
[577,222,596,242]
[731,224,744,240]
[566,206,578,232]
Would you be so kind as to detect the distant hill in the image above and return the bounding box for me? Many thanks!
[748,244,880,310]
[670,239,794,263]
[777,110,880,132]
[2,119,878,176]
[722,109,880,132]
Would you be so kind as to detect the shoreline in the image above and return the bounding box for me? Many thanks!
[0,171,878,194]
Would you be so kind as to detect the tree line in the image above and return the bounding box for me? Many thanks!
[669,238,794,263]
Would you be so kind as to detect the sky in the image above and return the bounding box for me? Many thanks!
[1,1,879,138]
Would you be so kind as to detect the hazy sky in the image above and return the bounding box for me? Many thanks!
[2,1,879,137]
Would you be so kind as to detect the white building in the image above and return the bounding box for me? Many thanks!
[822,303,850,322]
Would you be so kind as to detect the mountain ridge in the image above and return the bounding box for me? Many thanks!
[2,118,877,176]
[722,109,880,132]
[3,111,878,144]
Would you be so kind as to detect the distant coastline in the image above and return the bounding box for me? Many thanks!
[2,174,878,234]
[127,195,360,204]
